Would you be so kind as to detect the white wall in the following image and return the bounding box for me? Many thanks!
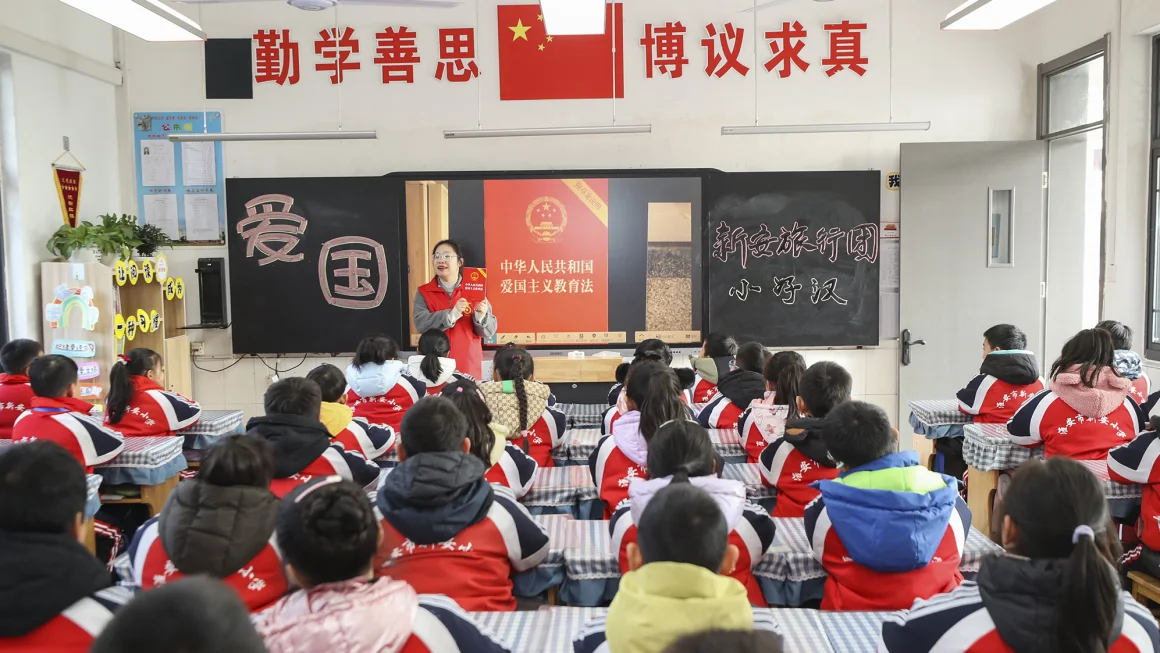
[118,0,1031,419]
[0,0,123,339]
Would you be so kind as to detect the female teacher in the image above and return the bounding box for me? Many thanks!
[413,239,497,380]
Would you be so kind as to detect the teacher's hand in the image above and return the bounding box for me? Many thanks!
[454,298,471,317]
[474,298,490,318]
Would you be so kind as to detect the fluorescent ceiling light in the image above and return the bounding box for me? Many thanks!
[445,125,651,139]
[57,0,206,42]
[722,122,931,135]
[941,0,1058,30]
[168,131,377,142]
[540,0,606,36]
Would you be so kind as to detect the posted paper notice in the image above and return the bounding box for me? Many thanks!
[142,194,180,239]
[140,141,176,187]
[184,194,221,242]
[181,142,217,186]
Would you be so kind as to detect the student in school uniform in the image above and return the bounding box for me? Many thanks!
[608,339,672,406]
[306,363,395,461]
[480,344,566,468]
[757,361,849,518]
[957,324,1045,424]
[91,578,267,653]
[345,335,427,432]
[13,355,124,472]
[806,401,971,611]
[881,458,1160,653]
[602,348,694,437]
[738,351,806,464]
[123,434,289,612]
[685,333,739,405]
[1008,329,1142,476]
[591,362,689,517]
[407,329,475,395]
[698,342,769,430]
[0,339,39,437]
[0,441,135,652]
[610,421,775,606]
[575,483,784,653]
[441,380,537,500]
[255,477,511,653]
[1099,320,1152,406]
[1109,414,1160,580]
[245,378,380,499]
[373,397,550,612]
[103,348,201,438]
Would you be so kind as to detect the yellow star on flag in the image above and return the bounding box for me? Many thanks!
[537,13,543,21]
[546,35,554,42]
[538,43,545,51]
[510,18,532,41]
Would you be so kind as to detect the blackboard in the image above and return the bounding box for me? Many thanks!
[704,171,880,347]
[226,177,404,354]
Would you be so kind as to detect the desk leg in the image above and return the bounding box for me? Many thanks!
[139,475,180,517]
[547,586,559,606]
[967,466,999,543]
[82,518,96,555]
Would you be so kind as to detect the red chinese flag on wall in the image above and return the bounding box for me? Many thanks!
[485,179,610,334]
[497,3,624,101]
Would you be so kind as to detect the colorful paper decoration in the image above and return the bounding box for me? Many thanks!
[136,308,150,333]
[175,277,185,299]
[142,259,155,283]
[127,260,140,285]
[77,362,100,380]
[155,254,169,281]
[150,310,161,333]
[114,314,126,340]
[45,285,99,331]
[114,260,128,286]
[125,317,138,341]
[50,339,96,357]
[165,277,176,300]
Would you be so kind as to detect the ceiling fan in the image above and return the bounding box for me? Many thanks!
[174,0,463,11]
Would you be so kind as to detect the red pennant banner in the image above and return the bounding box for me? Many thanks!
[53,166,83,228]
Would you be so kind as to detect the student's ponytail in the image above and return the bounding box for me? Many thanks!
[765,351,806,419]
[106,348,161,424]
[631,363,686,443]
[1050,328,1118,387]
[440,380,496,467]
[1003,458,1121,653]
[417,329,451,383]
[494,344,533,432]
[647,420,715,480]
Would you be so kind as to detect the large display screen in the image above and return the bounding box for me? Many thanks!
[404,175,703,348]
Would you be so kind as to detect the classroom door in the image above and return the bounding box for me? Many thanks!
[898,141,1047,451]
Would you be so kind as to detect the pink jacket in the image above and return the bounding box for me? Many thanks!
[255,577,416,653]
[1049,365,1131,418]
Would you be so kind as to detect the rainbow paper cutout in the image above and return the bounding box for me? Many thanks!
[45,285,99,331]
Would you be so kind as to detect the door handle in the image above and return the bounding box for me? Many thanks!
[901,329,926,367]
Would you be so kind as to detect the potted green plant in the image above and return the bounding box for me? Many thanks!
[95,214,141,263]
[45,214,143,264]
[134,221,171,258]
[45,222,100,262]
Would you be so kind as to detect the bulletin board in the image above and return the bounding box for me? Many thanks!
[133,111,227,245]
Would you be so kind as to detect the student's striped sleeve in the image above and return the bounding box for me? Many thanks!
[697,394,727,428]
[600,406,617,435]
[1123,592,1160,652]
[404,595,511,653]
[758,438,789,489]
[542,405,567,448]
[347,418,397,459]
[1109,431,1160,485]
[322,444,382,488]
[1143,390,1160,424]
[803,495,828,564]
[491,495,550,572]
[738,503,776,566]
[500,444,538,499]
[606,383,622,406]
[573,614,609,653]
[955,374,988,416]
[609,502,633,569]
[75,414,127,466]
[147,389,202,431]
[1006,391,1051,447]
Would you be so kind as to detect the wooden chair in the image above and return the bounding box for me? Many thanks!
[102,475,180,518]
[1128,572,1160,617]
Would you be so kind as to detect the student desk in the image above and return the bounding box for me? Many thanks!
[557,403,606,429]
[81,474,102,553]
[96,436,187,517]
[818,611,894,653]
[963,423,1143,542]
[908,399,971,440]
[523,465,601,518]
[723,462,778,512]
[557,428,747,466]
[180,409,246,450]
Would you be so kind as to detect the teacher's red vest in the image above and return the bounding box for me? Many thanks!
[418,278,483,380]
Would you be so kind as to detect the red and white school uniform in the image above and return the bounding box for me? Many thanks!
[698,395,746,430]
[267,445,381,499]
[684,375,719,405]
[483,443,538,500]
[406,355,475,396]
[104,376,201,437]
[956,351,1045,424]
[1007,368,1141,477]
[758,432,839,518]
[345,361,427,431]
[12,397,124,472]
[332,417,396,461]
[126,518,288,612]
[589,411,649,518]
[610,475,775,606]
[1131,375,1153,407]
[0,373,33,438]
[0,586,134,653]
[1110,430,1160,555]
[515,405,566,469]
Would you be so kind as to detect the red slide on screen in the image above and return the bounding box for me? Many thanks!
[484,179,609,334]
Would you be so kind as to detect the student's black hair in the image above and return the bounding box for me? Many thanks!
[199,434,275,488]
[983,324,1028,351]
[432,238,464,261]
[814,400,894,469]
[1003,458,1121,653]
[617,339,674,385]
[106,348,162,424]
[418,328,453,382]
[661,630,785,653]
[1050,328,1118,387]
[278,478,380,585]
[0,440,85,534]
[305,363,347,403]
[798,361,853,418]
[0,338,40,375]
[28,354,78,398]
[90,578,267,653]
[1095,320,1133,351]
[440,380,496,465]
[735,342,769,374]
[400,395,468,457]
[703,332,739,358]
[637,482,728,572]
[493,343,535,431]
[625,361,687,444]
[765,351,806,420]
[352,334,399,369]
[263,377,322,419]
[647,420,716,480]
